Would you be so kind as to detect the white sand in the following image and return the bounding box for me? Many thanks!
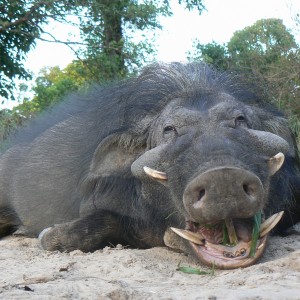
[0,225,299,300]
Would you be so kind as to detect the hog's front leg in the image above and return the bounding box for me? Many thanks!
[39,209,165,252]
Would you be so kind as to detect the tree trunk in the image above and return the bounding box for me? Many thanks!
[101,0,125,78]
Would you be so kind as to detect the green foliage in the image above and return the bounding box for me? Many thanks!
[0,109,23,143]
[0,0,77,100]
[1,0,205,99]
[0,60,90,142]
[178,0,205,13]
[0,0,38,99]
[189,19,297,71]
[227,19,297,71]
[187,41,228,70]
[78,0,205,81]
[16,61,89,117]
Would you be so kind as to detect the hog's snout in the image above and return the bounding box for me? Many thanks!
[183,167,264,223]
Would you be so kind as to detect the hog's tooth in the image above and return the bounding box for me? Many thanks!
[257,242,265,250]
[143,166,168,180]
[170,227,204,245]
[259,211,284,237]
[225,219,238,245]
[268,152,285,175]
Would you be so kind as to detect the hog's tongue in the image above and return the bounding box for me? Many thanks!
[234,219,253,242]
[170,211,284,269]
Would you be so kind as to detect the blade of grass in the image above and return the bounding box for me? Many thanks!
[176,261,214,275]
[249,211,262,257]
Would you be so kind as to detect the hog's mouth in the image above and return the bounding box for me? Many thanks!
[170,211,284,269]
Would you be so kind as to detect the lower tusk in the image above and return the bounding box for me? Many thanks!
[143,166,168,180]
[259,211,284,237]
[170,227,204,245]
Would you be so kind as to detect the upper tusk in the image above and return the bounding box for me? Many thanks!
[224,219,238,245]
[268,152,285,175]
[143,166,168,180]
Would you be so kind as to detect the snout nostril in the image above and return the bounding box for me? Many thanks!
[243,184,255,197]
[198,189,205,201]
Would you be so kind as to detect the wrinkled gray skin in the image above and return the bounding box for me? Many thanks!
[0,62,300,254]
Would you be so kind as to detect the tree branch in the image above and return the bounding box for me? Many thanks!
[0,1,54,32]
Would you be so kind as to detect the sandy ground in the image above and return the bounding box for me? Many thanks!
[0,225,300,300]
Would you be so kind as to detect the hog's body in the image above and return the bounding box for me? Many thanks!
[0,63,299,269]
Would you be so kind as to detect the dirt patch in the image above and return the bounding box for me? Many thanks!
[0,225,299,299]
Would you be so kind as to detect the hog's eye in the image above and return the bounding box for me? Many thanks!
[163,125,177,134]
[234,115,247,128]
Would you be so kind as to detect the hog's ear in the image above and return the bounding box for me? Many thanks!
[89,134,145,177]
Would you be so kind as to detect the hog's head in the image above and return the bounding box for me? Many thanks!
[130,73,293,269]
